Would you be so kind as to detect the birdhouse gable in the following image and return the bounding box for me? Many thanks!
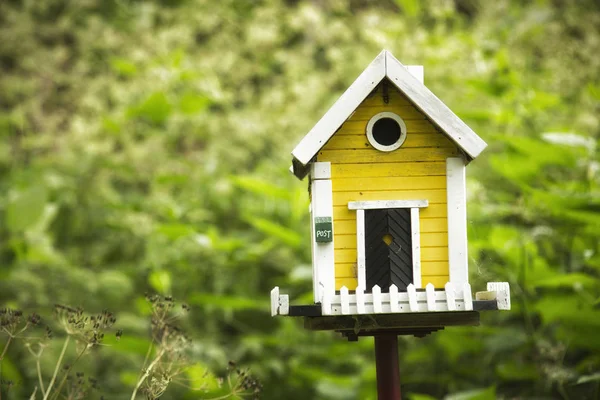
[291,50,487,179]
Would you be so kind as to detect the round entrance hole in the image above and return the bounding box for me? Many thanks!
[366,112,407,152]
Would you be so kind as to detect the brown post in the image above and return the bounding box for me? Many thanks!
[374,335,401,400]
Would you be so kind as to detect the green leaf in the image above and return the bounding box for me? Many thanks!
[394,0,420,16]
[577,373,600,384]
[179,93,210,114]
[6,185,48,232]
[188,293,267,311]
[149,270,172,295]
[532,273,598,290]
[445,386,496,400]
[156,223,196,240]
[110,58,137,77]
[244,216,302,248]
[409,394,437,400]
[130,92,172,124]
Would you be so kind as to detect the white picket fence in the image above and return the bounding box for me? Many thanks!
[270,282,510,316]
[321,282,472,316]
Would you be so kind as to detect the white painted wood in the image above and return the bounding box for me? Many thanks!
[340,286,350,315]
[410,207,422,288]
[446,157,469,286]
[487,282,511,310]
[406,65,424,84]
[366,112,407,152]
[290,50,487,180]
[356,209,366,290]
[445,282,456,311]
[310,162,331,180]
[356,286,366,314]
[292,50,387,171]
[279,295,289,315]
[322,291,332,315]
[311,179,335,303]
[271,287,279,316]
[348,199,429,210]
[407,284,417,312]
[426,283,436,311]
[372,285,383,313]
[325,285,476,315]
[463,282,473,311]
[385,51,487,160]
[389,284,400,312]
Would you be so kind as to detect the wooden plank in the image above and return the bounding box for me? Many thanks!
[420,218,448,233]
[421,247,449,261]
[340,286,350,315]
[331,162,446,178]
[420,261,449,276]
[318,147,458,164]
[311,179,335,302]
[421,275,448,288]
[372,285,383,313]
[407,284,417,311]
[406,65,424,83]
[333,232,448,249]
[292,51,386,167]
[339,119,439,134]
[304,311,481,331]
[332,189,448,206]
[385,51,487,160]
[348,105,426,121]
[348,199,429,209]
[335,277,358,291]
[463,283,473,311]
[356,209,366,290]
[445,282,456,311]
[446,157,468,285]
[334,262,356,277]
[356,286,366,314]
[324,133,455,150]
[426,283,436,311]
[411,208,422,288]
[333,205,447,221]
[271,287,279,316]
[389,284,400,312]
[310,162,331,180]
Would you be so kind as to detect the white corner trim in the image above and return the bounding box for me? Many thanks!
[406,65,424,84]
[310,162,331,180]
[446,157,468,285]
[292,50,386,167]
[410,207,422,288]
[356,209,366,290]
[366,112,407,152]
[348,200,428,210]
[385,51,487,160]
[310,179,335,302]
[487,282,511,310]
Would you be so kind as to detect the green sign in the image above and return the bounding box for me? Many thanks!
[315,217,333,243]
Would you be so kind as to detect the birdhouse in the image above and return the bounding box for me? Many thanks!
[271,50,510,336]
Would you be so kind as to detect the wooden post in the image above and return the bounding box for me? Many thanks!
[374,335,401,400]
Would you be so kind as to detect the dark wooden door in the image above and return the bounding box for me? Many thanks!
[365,209,413,292]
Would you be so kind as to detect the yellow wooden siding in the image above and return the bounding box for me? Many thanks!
[316,83,458,290]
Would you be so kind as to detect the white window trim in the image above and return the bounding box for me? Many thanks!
[446,157,468,285]
[366,112,407,152]
[352,200,427,291]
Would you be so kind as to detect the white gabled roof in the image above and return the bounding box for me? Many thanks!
[291,50,487,179]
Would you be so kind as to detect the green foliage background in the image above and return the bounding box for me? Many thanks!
[1,0,599,398]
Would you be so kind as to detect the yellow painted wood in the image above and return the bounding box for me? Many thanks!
[336,249,358,263]
[333,205,447,221]
[332,176,446,192]
[421,276,448,288]
[336,277,358,291]
[332,190,448,206]
[331,162,446,178]
[339,120,439,134]
[334,232,448,249]
[318,148,459,164]
[325,133,455,150]
[335,262,357,278]
[421,261,450,276]
[361,91,412,107]
[334,217,447,234]
[421,247,449,261]
[350,105,426,120]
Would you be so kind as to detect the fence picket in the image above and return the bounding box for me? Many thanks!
[389,284,399,312]
[372,285,382,313]
[445,282,456,311]
[340,286,350,315]
[426,283,436,311]
[356,286,365,314]
[407,284,417,312]
[463,282,473,311]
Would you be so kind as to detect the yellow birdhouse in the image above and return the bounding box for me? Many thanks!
[271,50,510,337]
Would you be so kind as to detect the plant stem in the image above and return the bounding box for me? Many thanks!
[43,336,70,400]
[36,357,46,397]
[49,344,87,400]
[0,336,14,400]
[130,348,165,400]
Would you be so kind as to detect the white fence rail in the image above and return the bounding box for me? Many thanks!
[321,283,473,316]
